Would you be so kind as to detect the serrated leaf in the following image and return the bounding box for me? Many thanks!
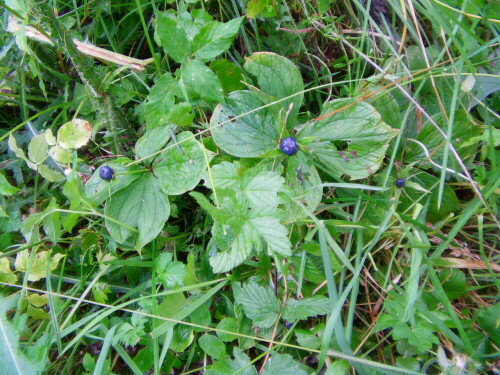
[205,347,257,375]
[216,317,238,342]
[135,125,173,162]
[198,334,226,360]
[180,59,224,101]
[0,173,18,196]
[104,173,170,249]
[283,296,331,321]
[283,151,322,221]
[392,322,439,353]
[205,162,284,208]
[211,90,279,157]
[57,119,92,150]
[262,353,308,375]
[153,131,208,195]
[233,281,280,328]
[209,204,291,272]
[84,158,141,206]
[191,17,244,62]
[155,253,186,288]
[14,250,65,282]
[27,134,48,164]
[244,52,304,126]
[155,13,190,63]
[298,98,398,180]
[166,102,195,127]
[144,73,176,129]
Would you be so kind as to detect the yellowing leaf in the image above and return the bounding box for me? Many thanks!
[57,119,92,150]
[0,258,17,284]
[14,250,65,282]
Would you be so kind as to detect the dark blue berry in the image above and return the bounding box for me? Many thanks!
[99,166,114,181]
[284,321,293,329]
[280,137,298,156]
[395,178,405,188]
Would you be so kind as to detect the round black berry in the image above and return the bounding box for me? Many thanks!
[395,178,405,188]
[280,137,298,156]
[99,166,114,181]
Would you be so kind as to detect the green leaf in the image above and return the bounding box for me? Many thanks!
[247,0,274,18]
[439,269,467,300]
[27,134,48,164]
[0,295,43,375]
[155,13,190,63]
[155,253,186,288]
[205,347,257,375]
[205,162,284,208]
[144,73,176,129]
[404,110,482,167]
[104,173,170,249]
[57,119,92,150]
[0,258,17,284]
[298,99,398,180]
[474,303,500,346]
[153,131,208,195]
[282,296,331,322]
[262,353,308,375]
[283,151,322,221]
[209,203,291,272]
[180,59,224,102]
[8,134,37,170]
[191,17,244,62]
[317,0,334,14]
[14,250,65,282]
[392,322,439,353]
[48,146,71,164]
[41,199,60,244]
[166,103,195,127]
[134,125,173,162]
[233,281,280,328]
[0,173,18,196]
[211,91,279,157]
[244,52,304,126]
[325,359,350,375]
[84,158,141,206]
[37,165,65,182]
[198,334,226,360]
[216,317,238,342]
[210,60,245,93]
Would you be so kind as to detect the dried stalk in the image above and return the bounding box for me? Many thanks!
[7,16,153,71]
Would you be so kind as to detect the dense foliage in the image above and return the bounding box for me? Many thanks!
[0,0,499,374]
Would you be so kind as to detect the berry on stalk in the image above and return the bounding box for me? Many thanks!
[99,166,114,181]
[280,137,298,156]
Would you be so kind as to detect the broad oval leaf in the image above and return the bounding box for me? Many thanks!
[57,119,92,150]
[144,73,176,129]
[298,99,398,180]
[155,12,190,63]
[211,90,279,157]
[180,59,224,102]
[233,281,280,328]
[153,131,208,195]
[84,158,141,206]
[135,125,173,162]
[191,17,244,62]
[244,52,304,126]
[283,151,322,221]
[104,173,170,249]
